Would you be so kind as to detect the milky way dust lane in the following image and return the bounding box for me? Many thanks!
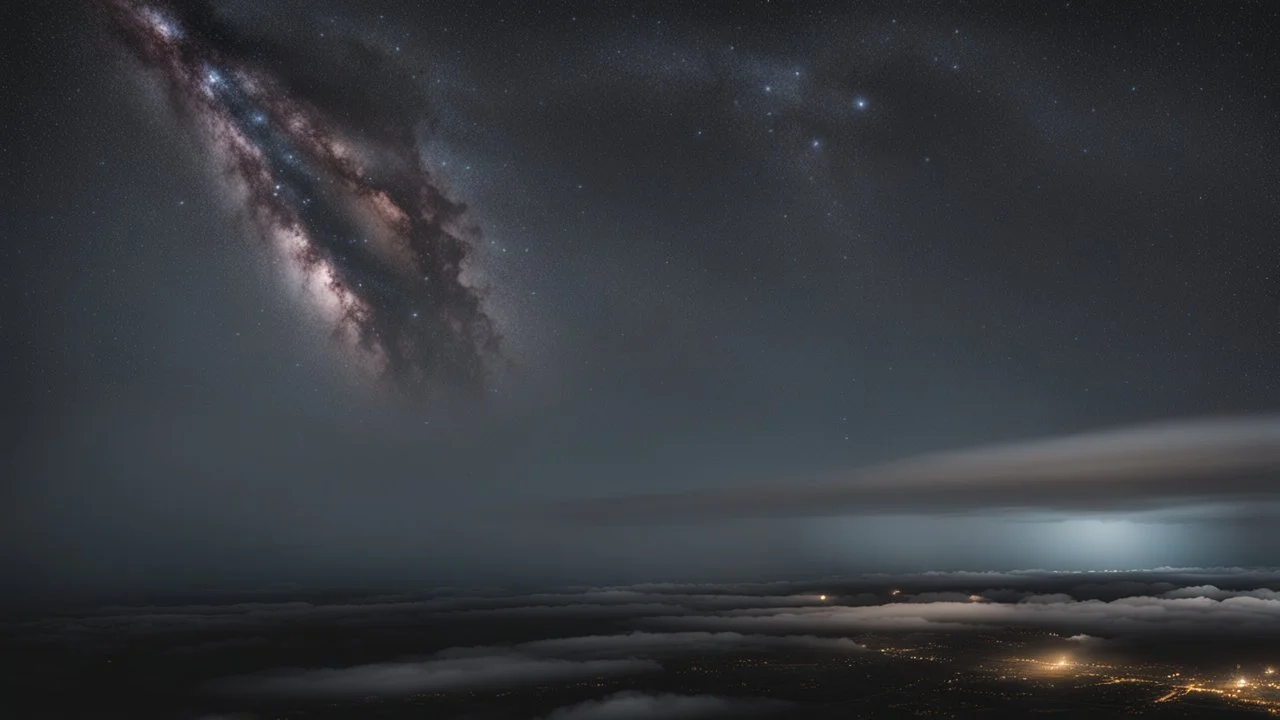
[99,0,500,394]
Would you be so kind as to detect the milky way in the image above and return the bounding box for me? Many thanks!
[98,0,499,394]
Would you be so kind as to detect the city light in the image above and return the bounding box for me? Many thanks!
[1002,653,1280,713]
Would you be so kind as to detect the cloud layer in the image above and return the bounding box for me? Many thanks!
[554,415,1280,520]
[651,594,1280,637]
[19,567,1280,714]
[213,654,660,697]
[541,692,788,720]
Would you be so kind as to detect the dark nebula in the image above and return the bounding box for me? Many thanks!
[97,0,499,394]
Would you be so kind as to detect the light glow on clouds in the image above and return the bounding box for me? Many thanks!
[22,567,1280,705]
[806,513,1228,571]
[649,593,1280,638]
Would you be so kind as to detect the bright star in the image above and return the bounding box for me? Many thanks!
[854,96,868,110]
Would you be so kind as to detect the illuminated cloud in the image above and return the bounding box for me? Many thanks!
[649,594,1280,638]
[554,415,1280,520]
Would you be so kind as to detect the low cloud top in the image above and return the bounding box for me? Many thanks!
[542,692,788,720]
[213,654,660,698]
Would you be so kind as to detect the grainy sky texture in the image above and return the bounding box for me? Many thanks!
[4,0,1279,596]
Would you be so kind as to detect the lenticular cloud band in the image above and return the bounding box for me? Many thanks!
[557,415,1280,522]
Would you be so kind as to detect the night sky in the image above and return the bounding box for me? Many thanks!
[5,0,1280,598]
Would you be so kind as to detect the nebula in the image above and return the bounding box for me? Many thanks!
[98,0,499,394]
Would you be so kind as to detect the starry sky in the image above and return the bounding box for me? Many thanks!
[4,0,1280,597]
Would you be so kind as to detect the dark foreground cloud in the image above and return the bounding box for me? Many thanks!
[518,631,866,658]
[554,416,1280,521]
[212,654,659,698]
[18,568,1280,642]
[541,692,789,720]
[19,568,1280,715]
[207,630,859,700]
[23,569,1280,656]
[20,571,1280,719]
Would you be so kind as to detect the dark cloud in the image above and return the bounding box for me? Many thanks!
[440,602,690,620]
[554,416,1280,521]
[519,631,865,658]
[1069,581,1179,601]
[541,692,789,720]
[212,654,660,698]
[20,568,1280,716]
[906,591,975,603]
[8,590,834,639]
[25,569,1280,653]
[21,568,1280,643]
